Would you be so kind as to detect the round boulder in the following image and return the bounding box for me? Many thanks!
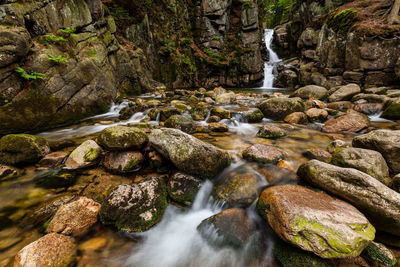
[98,126,148,151]
[65,140,102,169]
[164,115,197,134]
[243,144,285,164]
[103,151,144,173]
[258,97,305,121]
[292,85,328,100]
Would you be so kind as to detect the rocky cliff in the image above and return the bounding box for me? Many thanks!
[0,0,263,134]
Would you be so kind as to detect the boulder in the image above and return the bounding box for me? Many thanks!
[97,126,148,151]
[164,115,197,134]
[0,165,18,180]
[381,99,400,120]
[298,160,400,236]
[242,144,285,164]
[46,196,101,237]
[284,112,308,124]
[331,148,390,185]
[354,103,383,115]
[13,233,77,267]
[258,97,304,121]
[65,140,102,169]
[257,185,375,258]
[306,108,328,122]
[103,151,144,173]
[256,124,287,139]
[168,172,202,205]
[327,101,353,111]
[321,112,369,133]
[197,208,256,249]
[215,92,235,104]
[0,134,50,165]
[211,107,230,119]
[242,108,264,123]
[34,169,76,188]
[149,128,230,179]
[362,241,397,267]
[327,140,349,154]
[328,84,361,102]
[99,177,167,232]
[208,123,229,132]
[39,152,68,167]
[303,148,332,163]
[292,85,328,100]
[352,130,400,173]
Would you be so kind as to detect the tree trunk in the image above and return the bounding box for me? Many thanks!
[389,0,400,25]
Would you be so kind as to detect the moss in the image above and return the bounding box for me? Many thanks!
[83,147,100,162]
[325,9,357,35]
[363,242,397,266]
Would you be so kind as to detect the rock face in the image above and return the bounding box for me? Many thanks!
[13,233,77,267]
[331,147,390,185]
[242,144,285,164]
[65,140,102,169]
[0,134,50,165]
[328,84,361,102]
[149,128,230,179]
[99,177,167,232]
[46,197,101,237]
[168,172,202,205]
[298,160,400,236]
[321,112,369,133]
[103,151,144,173]
[292,85,328,100]
[352,130,400,173]
[257,185,375,258]
[98,126,148,151]
[197,208,256,249]
[258,97,304,120]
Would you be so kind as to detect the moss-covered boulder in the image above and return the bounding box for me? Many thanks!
[98,126,148,151]
[257,124,287,139]
[211,107,231,119]
[164,115,197,134]
[103,151,144,173]
[292,85,328,100]
[258,97,304,121]
[242,108,264,123]
[243,144,285,164]
[298,160,400,236]
[197,208,257,249]
[362,241,397,267]
[0,134,50,165]
[258,185,375,258]
[149,128,230,179]
[65,140,102,169]
[99,177,167,232]
[381,99,400,120]
[168,172,202,205]
[208,123,229,132]
[331,147,390,186]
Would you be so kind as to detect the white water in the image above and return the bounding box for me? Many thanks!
[261,29,280,89]
[220,114,259,137]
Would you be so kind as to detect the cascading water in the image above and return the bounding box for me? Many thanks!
[261,29,281,89]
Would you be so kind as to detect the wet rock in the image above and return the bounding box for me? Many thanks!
[292,85,328,100]
[243,144,285,164]
[242,108,264,123]
[354,103,383,115]
[327,101,353,111]
[100,177,167,232]
[298,160,400,236]
[39,152,68,167]
[306,108,328,122]
[148,150,169,174]
[78,237,107,252]
[34,169,76,188]
[321,112,370,133]
[362,241,397,267]
[13,233,77,267]
[328,84,361,102]
[164,115,197,134]
[284,112,308,124]
[208,123,229,132]
[103,151,144,173]
[303,148,332,163]
[149,128,230,179]
[327,140,349,154]
[159,107,182,121]
[0,134,50,165]
[207,115,221,123]
[190,107,208,121]
[258,97,304,120]
[331,148,390,186]
[353,130,400,173]
[258,185,375,258]
[197,208,256,249]
[0,165,18,180]
[212,171,262,208]
[65,140,102,169]
[211,107,230,119]
[215,92,235,104]
[381,99,400,120]
[168,172,202,205]
[98,126,148,151]
[257,124,287,139]
[46,196,101,237]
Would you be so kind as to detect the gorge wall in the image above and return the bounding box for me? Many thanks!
[0,0,263,134]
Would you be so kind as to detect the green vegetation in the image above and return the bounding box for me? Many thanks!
[15,67,44,80]
[58,27,78,37]
[108,4,133,20]
[39,34,67,45]
[259,0,295,28]
[48,55,68,64]
[326,9,358,34]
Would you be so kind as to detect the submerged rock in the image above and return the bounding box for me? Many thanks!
[103,151,144,173]
[331,147,390,185]
[0,134,50,165]
[97,126,148,151]
[353,130,400,173]
[168,172,202,205]
[258,185,375,258]
[258,97,304,121]
[46,196,101,237]
[100,177,167,232]
[149,128,230,179]
[243,144,285,164]
[298,160,400,236]
[13,233,77,267]
[65,140,102,169]
[321,112,369,133]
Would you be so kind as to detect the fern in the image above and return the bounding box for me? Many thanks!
[48,54,68,64]
[58,27,78,37]
[15,67,44,80]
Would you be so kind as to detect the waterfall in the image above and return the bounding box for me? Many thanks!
[261,29,280,89]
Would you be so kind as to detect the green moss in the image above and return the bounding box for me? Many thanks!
[83,147,100,162]
[325,9,357,35]
[363,242,398,266]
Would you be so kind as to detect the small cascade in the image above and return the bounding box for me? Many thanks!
[220,114,259,137]
[261,29,281,89]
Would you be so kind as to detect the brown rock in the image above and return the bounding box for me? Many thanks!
[39,152,68,167]
[243,144,285,164]
[284,112,308,124]
[209,123,229,132]
[322,112,370,133]
[103,151,144,173]
[303,148,332,163]
[306,108,328,122]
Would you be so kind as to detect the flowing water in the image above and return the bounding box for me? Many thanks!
[261,29,281,89]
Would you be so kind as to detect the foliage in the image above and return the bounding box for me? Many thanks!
[108,4,133,20]
[39,34,67,45]
[58,27,78,37]
[48,54,68,64]
[15,67,44,80]
[326,9,357,34]
[259,0,295,28]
